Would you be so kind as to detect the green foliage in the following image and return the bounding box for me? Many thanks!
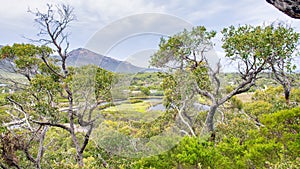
[213,106,300,168]
[72,65,114,102]
[290,88,300,103]
[174,137,217,168]
[225,85,235,93]
[0,44,117,168]
[140,87,150,96]
[230,96,243,110]
[222,25,273,63]
[160,73,178,108]
[135,152,175,169]
[128,98,143,104]
[0,93,8,106]
[1,18,300,169]
[252,86,285,103]
[244,101,273,117]
[95,67,114,101]
[130,72,162,90]
[222,24,298,68]
[0,44,53,75]
[250,86,300,114]
[150,26,216,68]
[260,107,300,158]
[222,24,299,105]
[136,109,177,138]
[191,62,211,91]
[0,107,10,123]
[216,115,257,143]
[150,26,214,109]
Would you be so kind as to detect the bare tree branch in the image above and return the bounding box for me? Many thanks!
[172,97,196,137]
[31,120,71,133]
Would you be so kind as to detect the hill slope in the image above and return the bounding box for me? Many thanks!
[67,48,145,73]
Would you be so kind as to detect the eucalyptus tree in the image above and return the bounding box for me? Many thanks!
[150,26,215,136]
[263,23,299,105]
[151,24,290,135]
[0,4,112,168]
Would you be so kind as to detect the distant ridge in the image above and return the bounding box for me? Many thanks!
[0,46,298,73]
[67,48,156,73]
[0,46,158,73]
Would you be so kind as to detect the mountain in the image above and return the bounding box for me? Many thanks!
[0,46,157,73]
[67,48,150,73]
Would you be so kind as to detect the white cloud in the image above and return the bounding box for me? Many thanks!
[126,49,156,68]
[85,13,193,57]
[71,0,166,24]
[0,1,172,48]
[1,0,300,53]
[185,1,230,22]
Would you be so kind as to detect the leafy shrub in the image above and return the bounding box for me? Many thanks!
[128,99,143,104]
[244,101,273,117]
[230,96,243,110]
[140,87,150,96]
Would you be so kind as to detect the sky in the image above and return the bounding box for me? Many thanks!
[0,0,299,69]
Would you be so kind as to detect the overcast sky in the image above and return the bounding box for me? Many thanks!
[0,0,299,68]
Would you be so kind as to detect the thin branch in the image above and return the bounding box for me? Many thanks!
[172,97,196,137]
[23,126,43,165]
[194,83,215,103]
[79,124,93,154]
[36,126,48,169]
[7,97,33,131]
[180,130,190,136]
[31,120,71,133]
[40,56,63,78]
